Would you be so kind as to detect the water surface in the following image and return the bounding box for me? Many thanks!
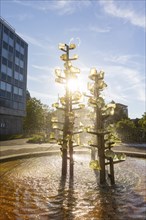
[0,154,146,220]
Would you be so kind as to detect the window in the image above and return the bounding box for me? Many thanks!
[6,83,12,92]
[20,46,24,54]
[4,26,9,34]
[13,86,23,96]
[0,81,6,90]
[3,41,8,50]
[9,46,13,53]
[9,31,14,39]
[1,64,12,79]
[3,32,9,43]
[9,37,14,47]
[15,57,19,65]
[2,57,7,65]
[20,60,24,68]
[0,122,6,128]
[18,88,23,96]
[20,54,24,60]
[14,86,18,94]
[14,72,23,81]
[16,42,20,52]
[1,64,7,74]
[15,64,19,72]
[16,50,20,58]
[14,71,19,80]
[8,61,12,68]
[20,68,23,74]
[18,102,24,110]
[2,48,8,59]
[8,52,13,62]
[0,82,12,92]
[13,102,18,109]
[7,67,13,77]
[19,73,23,81]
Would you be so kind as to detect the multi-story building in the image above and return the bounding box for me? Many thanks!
[0,17,28,136]
[115,103,128,117]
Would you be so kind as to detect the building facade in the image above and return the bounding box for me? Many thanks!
[0,17,28,136]
[115,103,128,117]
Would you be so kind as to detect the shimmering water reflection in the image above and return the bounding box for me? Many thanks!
[0,154,146,220]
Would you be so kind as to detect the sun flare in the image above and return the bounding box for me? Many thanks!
[67,78,78,92]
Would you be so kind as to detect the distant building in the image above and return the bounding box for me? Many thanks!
[0,17,28,136]
[115,103,128,117]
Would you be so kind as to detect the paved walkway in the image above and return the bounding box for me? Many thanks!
[0,139,146,162]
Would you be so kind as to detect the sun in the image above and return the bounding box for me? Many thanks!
[67,78,79,92]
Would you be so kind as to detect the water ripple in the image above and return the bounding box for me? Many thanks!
[0,155,145,220]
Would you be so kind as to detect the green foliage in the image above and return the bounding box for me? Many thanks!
[106,102,128,124]
[23,97,53,135]
[138,112,146,132]
[115,117,146,142]
[116,118,136,129]
[89,160,101,170]
[27,133,49,143]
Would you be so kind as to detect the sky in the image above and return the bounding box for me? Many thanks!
[1,0,145,119]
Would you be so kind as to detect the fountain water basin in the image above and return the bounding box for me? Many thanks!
[0,152,146,220]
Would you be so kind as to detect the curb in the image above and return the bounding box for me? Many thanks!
[0,151,60,163]
[114,150,146,159]
[0,149,145,163]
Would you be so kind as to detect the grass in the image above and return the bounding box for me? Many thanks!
[27,133,49,143]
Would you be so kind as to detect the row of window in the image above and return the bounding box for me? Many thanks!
[13,101,24,110]
[1,57,25,74]
[2,48,24,67]
[2,41,25,60]
[0,98,24,111]
[3,32,25,54]
[15,56,24,68]
[3,25,26,47]
[14,86,23,96]
[3,32,14,47]
[2,41,13,53]
[0,81,11,92]
[14,71,23,81]
[1,64,12,77]
[1,64,24,81]
[0,81,23,96]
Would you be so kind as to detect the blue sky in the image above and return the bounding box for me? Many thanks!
[1,0,145,118]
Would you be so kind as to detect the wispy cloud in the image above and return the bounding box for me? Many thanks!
[19,33,46,49]
[14,0,91,15]
[18,33,54,51]
[100,0,146,29]
[32,65,54,73]
[104,65,145,103]
[4,13,33,21]
[29,90,56,101]
[104,54,143,66]
[27,72,53,83]
[66,25,111,34]
[89,26,111,33]
[92,50,144,68]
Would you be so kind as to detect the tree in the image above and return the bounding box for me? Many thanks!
[138,112,146,132]
[138,113,146,142]
[115,118,137,142]
[114,113,146,143]
[106,102,128,125]
[23,97,52,134]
